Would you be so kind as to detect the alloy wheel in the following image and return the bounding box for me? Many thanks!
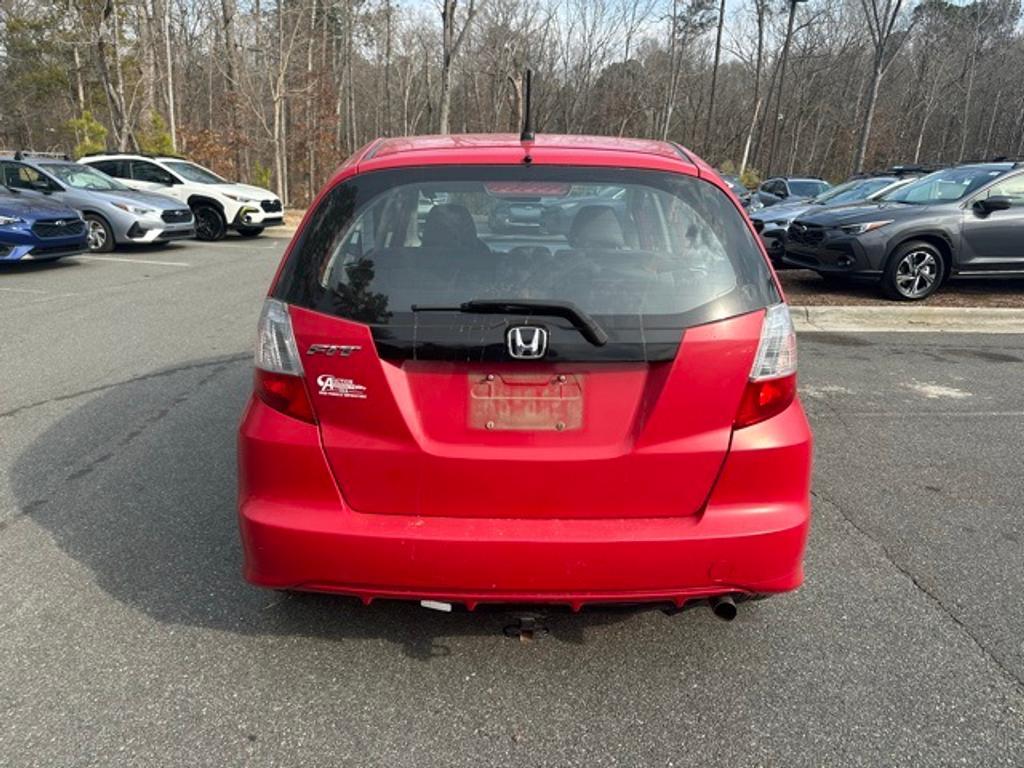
[87,219,107,251]
[194,207,224,240]
[894,249,938,299]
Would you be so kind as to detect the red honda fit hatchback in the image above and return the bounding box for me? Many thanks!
[238,134,812,615]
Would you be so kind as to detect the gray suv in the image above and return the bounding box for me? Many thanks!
[751,177,831,211]
[0,154,194,252]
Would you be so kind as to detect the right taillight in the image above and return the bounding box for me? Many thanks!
[734,304,797,429]
[253,298,316,423]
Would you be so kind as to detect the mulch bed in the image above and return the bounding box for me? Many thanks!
[778,268,1024,307]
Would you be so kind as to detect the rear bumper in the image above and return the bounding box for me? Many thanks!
[238,397,812,608]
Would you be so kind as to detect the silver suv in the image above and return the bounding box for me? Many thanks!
[0,154,194,252]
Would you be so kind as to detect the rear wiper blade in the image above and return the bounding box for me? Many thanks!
[411,298,609,347]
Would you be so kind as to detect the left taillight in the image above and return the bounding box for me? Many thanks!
[734,303,798,429]
[253,298,315,423]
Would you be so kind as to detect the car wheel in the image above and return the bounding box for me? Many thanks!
[84,214,115,253]
[236,226,265,237]
[881,241,945,301]
[193,204,227,241]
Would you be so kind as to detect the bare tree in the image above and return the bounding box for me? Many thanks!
[852,0,909,172]
[703,0,727,151]
[439,0,483,133]
[9,0,1024,206]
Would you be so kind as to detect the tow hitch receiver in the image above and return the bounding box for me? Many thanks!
[502,612,550,642]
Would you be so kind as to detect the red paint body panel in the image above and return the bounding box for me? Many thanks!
[290,306,765,520]
[238,395,810,604]
[240,134,812,606]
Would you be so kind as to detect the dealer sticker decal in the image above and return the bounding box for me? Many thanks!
[317,374,368,399]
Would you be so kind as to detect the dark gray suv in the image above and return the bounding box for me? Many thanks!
[751,177,831,210]
[784,163,1024,300]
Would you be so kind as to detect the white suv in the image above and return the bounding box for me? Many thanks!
[79,154,283,241]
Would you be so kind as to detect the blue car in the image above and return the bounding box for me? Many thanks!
[0,188,88,262]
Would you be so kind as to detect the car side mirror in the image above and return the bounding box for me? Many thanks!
[974,195,1012,214]
[30,179,53,193]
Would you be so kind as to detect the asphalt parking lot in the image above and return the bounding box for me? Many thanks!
[1,237,1023,767]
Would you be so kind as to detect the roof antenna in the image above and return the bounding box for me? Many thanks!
[520,68,534,164]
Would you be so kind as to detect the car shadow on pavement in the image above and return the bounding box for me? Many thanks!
[11,354,635,659]
[0,257,80,275]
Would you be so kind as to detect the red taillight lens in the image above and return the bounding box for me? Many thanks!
[255,369,316,423]
[734,304,798,429]
[734,374,796,429]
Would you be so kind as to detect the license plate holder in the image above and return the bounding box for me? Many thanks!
[469,373,583,431]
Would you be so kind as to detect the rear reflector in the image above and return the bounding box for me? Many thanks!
[734,374,796,429]
[734,304,798,428]
[255,369,316,423]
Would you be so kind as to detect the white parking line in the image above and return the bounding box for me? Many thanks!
[0,286,49,294]
[76,255,191,267]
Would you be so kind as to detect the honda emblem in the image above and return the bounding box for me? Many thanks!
[507,326,548,360]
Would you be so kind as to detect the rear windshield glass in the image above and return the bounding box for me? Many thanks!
[274,166,777,326]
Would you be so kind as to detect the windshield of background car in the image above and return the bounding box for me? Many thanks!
[814,177,893,205]
[789,180,830,197]
[162,161,226,184]
[721,176,745,194]
[883,167,1007,204]
[273,166,778,327]
[43,163,127,191]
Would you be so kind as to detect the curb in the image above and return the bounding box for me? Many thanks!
[265,226,298,239]
[791,305,1024,334]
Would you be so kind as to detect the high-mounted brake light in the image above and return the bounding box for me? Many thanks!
[734,304,798,429]
[254,299,315,423]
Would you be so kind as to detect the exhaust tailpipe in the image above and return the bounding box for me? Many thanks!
[709,595,737,622]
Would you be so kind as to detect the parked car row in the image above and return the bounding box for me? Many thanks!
[0,151,283,262]
[783,162,1024,300]
[749,170,926,261]
[733,162,1024,300]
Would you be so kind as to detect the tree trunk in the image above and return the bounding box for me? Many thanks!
[739,97,762,176]
[162,0,177,150]
[957,45,978,162]
[764,0,797,176]
[220,0,241,175]
[703,0,727,154]
[72,45,87,115]
[439,0,481,134]
[439,0,455,133]
[94,0,137,151]
[853,57,883,173]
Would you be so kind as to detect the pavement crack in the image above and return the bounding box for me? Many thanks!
[0,353,250,420]
[811,487,1024,696]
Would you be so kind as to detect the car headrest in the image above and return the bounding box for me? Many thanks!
[422,204,480,248]
[569,205,626,249]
